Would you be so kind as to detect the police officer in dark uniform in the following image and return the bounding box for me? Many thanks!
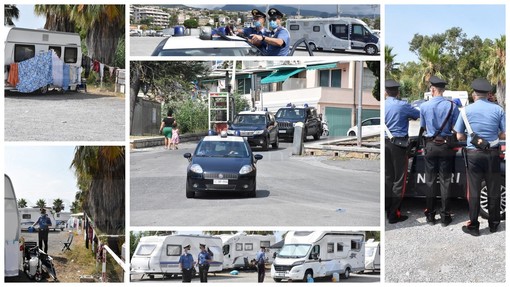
[250,8,290,56]
[197,243,212,282]
[178,244,195,282]
[454,78,505,236]
[419,76,460,226]
[238,9,269,52]
[385,79,420,223]
[31,208,52,253]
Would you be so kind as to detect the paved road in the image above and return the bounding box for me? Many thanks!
[130,269,380,283]
[130,36,378,57]
[385,197,505,283]
[130,141,380,226]
[4,91,125,141]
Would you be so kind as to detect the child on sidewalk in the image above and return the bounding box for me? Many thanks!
[170,122,180,150]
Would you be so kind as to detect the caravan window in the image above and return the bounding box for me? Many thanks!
[14,45,35,62]
[64,47,78,64]
[236,243,243,251]
[260,241,270,248]
[166,244,181,256]
[337,243,344,252]
[327,243,334,253]
[136,244,157,256]
[313,26,320,32]
[223,245,230,255]
[22,214,32,219]
[329,24,348,40]
[49,46,62,58]
[245,243,253,251]
[289,25,300,31]
[351,240,362,251]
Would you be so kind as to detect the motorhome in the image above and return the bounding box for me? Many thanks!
[5,175,22,277]
[131,234,223,279]
[364,239,380,272]
[271,231,365,282]
[220,233,276,269]
[4,26,82,93]
[286,18,380,55]
[18,207,59,231]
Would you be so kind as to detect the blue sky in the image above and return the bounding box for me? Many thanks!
[11,5,45,29]
[5,146,77,212]
[385,5,505,64]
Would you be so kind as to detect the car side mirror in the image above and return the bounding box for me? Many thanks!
[254,154,263,162]
[184,153,192,161]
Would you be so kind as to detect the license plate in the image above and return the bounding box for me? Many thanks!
[275,272,286,277]
[279,130,286,133]
[213,179,228,185]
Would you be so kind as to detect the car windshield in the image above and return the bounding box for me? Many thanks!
[157,47,260,56]
[233,114,266,125]
[276,109,305,120]
[277,244,311,258]
[195,140,249,158]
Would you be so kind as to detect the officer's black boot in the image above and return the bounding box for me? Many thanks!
[462,222,480,236]
[440,213,452,227]
[425,211,436,225]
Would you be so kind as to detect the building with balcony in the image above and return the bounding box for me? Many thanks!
[132,6,170,28]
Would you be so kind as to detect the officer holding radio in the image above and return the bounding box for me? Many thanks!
[454,78,505,236]
[385,79,420,224]
[250,8,290,56]
[419,75,459,227]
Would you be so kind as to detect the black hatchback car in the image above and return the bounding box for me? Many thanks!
[183,132,263,198]
[227,111,279,151]
[405,139,506,219]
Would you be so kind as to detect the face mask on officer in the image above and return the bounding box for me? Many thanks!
[269,19,278,29]
[254,20,262,27]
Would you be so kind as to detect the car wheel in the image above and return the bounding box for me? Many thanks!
[246,182,256,198]
[341,268,350,279]
[313,129,321,140]
[348,131,356,137]
[272,135,279,149]
[273,278,282,282]
[480,181,506,220]
[186,183,195,199]
[364,44,378,55]
[303,270,313,282]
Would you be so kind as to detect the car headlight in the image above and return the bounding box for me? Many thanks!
[239,165,254,175]
[190,164,203,174]
[253,130,264,135]
[292,260,305,267]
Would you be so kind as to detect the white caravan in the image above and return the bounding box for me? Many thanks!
[4,26,82,93]
[271,231,365,282]
[18,207,59,231]
[131,234,223,279]
[221,233,276,269]
[364,239,380,272]
[5,175,22,277]
[286,18,380,55]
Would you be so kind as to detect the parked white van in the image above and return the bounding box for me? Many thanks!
[221,233,276,269]
[286,18,380,55]
[131,234,223,279]
[4,26,82,93]
[271,231,365,282]
[364,239,380,272]
[5,175,22,277]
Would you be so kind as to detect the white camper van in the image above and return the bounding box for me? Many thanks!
[364,239,380,272]
[286,18,380,55]
[271,231,365,282]
[221,233,276,269]
[4,26,82,93]
[18,207,60,231]
[131,234,223,279]
[5,175,22,277]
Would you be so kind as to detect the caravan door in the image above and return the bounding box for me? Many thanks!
[326,24,350,50]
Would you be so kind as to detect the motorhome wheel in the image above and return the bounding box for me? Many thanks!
[308,42,317,51]
[364,44,378,55]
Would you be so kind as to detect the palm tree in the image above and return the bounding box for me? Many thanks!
[52,198,65,213]
[17,198,28,208]
[5,4,20,26]
[34,5,75,32]
[384,45,398,79]
[35,199,46,209]
[482,35,506,109]
[418,42,444,92]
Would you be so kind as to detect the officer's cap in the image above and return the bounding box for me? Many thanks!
[183,244,191,249]
[199,243,206,248]
[471,78,492,93]
[268,8,284,20]
[251,9,266,19]
[385,79,400,91]
[429,76,447,88]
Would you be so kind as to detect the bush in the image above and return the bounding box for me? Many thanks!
[165,99,208,134]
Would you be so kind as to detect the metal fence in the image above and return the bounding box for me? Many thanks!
[131,98,161,136]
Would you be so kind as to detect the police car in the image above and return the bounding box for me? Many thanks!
[227,110,279,151]
[183,131,263,198]
[151,27,262,56]
[405,140,506,219]
[275,104,323,141]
